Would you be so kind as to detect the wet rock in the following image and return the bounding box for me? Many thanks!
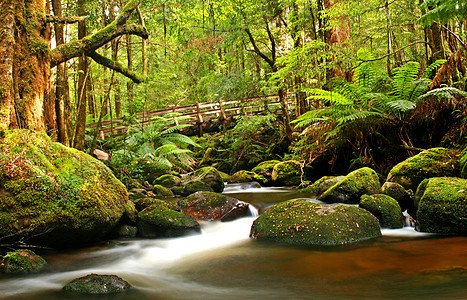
[221,202,251,222]
[137,203,200,238]
[132,158,172,183]
[152,185,175,198]
[182,180,214,196]
[318,167,381,204]
[386,147,458,191]
[108,224,138,239]
[0,249,47,274]
[299,176,345,196]
[250,199,381,246]
[133,198,179,212]
[229,170,266,184]
[178,191,250,221]
[0,129,130,248]
[271,160,302,186]
[415,177,467,234]
[153,174,182,188]
[359,194,405,229]
[63,274,132,295]
[381,181,414,214]
[183,167,224,193]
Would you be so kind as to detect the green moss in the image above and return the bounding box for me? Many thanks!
[153,174,181,188]
[252,160,281,174]
[133,198,179,212]
[1,249,47,274]
[359,194,404,229]
[299,176,344,196]
[183,180,213,196]
[318,167,381,204]
[152,185,175,198]
[386,148,459,190]
[271,160,302,186]
[416,177,467,234]
[63,274,132,295]
[185,167,224,193]
[250,199,381,246]
[137,204,200,238]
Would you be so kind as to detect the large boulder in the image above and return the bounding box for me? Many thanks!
[132,158,171,183]
[178,191,250,222]
[182,180,214,196]
[0,249,47,274]
[299,175,344,196]
[0,130,131,248]
[381,181,414,215]
[271,160,302,186]
[229,170,266,184]
[318,167,381,204]
[415,177,467,234]
[137,203,200,238]
[183,167,224,193]
[359,194,405,229]
[153,174,181,188]
[250,199,381,246]
[63,274,132,295]
[252,160,280,182]
[386,148,458,191]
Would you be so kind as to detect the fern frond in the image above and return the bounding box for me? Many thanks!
[392,61,420,100]
[419,86,467,100]
[162,133,200,147]
[306,89,353,105]
[423,59,448,78]
[386,100,417,112]
[337,110,383,125]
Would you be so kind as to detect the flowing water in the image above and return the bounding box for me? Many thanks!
[1,185,467,299]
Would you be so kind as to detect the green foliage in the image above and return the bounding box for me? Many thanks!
[420,0,467,24]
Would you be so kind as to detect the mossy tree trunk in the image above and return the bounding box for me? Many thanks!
[0,0,148,138]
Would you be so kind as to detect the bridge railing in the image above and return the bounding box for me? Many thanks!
[87,94,295,138]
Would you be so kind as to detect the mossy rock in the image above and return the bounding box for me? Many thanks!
[153,174,181,188]
[108,224,138,239]
[386,148,459,191]
[133,198,179,212]
[137,203,200,238]
[271,160,302,186]
[63,274,132,295]
[183,167,224,193]
[359,194,405,229]
[251,160,281,174]
[415,177,467,234]
[318,167,381,204]
[152,185,175,198]
[299,176,345,196]
[178,191,250,221]
[229,170,266,184]
[182,180,214,196]
[0,130,130,248]
[0,249,47,274]
[250,199,381,246]
[132,158,171,183]
[218,171,231,182]
[381,181,414,214]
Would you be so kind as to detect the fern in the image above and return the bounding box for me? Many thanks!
[419,86,467,100]
[423,59,448,78]
[306,89,353,105]
[392,61,421,100]
[420,0,467,24]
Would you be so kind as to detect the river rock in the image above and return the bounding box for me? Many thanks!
[178,191,250,221]
[318,167,381,204]
[415,177,467,234]
[386,147,458,191]
[381,181,414,214]
[137,203,200,238]
[152,184,175,198]
[359,194,405,229]
[271,160,302,186]
[182,180,214,196]
[252,160,281,183]
[133,198,179,212]
[229,170,266,184]
[183,167,224,193]
[63,274,132,295]
[133,158,172,183]
[0,129,131,248]
[250,199,381,246]
[0,249,47,274]
[153,174,182,188]
[300,176,345,196]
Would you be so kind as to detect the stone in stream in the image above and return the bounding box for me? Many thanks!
[0,129,132,248]
[178,191,250,222]
[0,249,47,274]
[182,167,225,194]
[415,177,467,234]
[318,167,381,204]
[271,160,302,186]
[299,175,345,196]
[63,274,132,295]
[359,194,405,229]
[250,199,381,246]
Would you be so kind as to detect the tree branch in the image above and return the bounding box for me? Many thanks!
[49,0,147,67]
[244,28,274,69]
[87,51,144,83]
[44,15,88,24]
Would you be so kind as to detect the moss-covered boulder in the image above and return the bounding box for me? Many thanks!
[318,167,381,204]
[107,224,138,239]
[183,167,224,193]
[0,249,47,274]
[63,274,132,295]
[178,191,250,222]
[381,181,414,214]
[359,194,405,229]
[250,199,381,246]
[137,203,200,238]
[252,160,281,174]
[299,176,344,196]
[229,170,266,184]
[415,177,467,234]
[0,130,130,248]
[271,160,302,186]
[152,185,175,198]
[153,174,181,188]
[386,148,459,191]
[182,180,214,196]
[133,198,179,212]
[132,158,171,183]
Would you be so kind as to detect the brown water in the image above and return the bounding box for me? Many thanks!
[1,185,466,300]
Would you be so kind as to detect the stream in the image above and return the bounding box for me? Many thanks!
[1,184,467,299]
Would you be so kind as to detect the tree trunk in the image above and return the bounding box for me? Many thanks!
[126,34,134,114]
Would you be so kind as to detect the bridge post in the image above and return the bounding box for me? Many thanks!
[196,102,204,137]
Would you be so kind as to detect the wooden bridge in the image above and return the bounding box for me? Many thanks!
[87,95,295,138]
